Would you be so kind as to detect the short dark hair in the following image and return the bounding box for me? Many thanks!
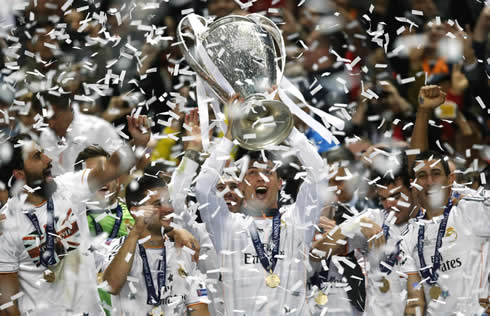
[39,90,71,111]
[323,146,355,164]
[1,133,33,190]
[373,150,411,188]
[125,175,168,209]
[74,146,110,171]
[143,162,171,183]
[236,148,276,163]
[412,150,450,177]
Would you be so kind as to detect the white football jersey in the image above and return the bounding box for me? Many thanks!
[400,192,490,315]
[0,170,103,315]
[103,236,208,316]
[170,156,225,316]
[358,208,408,316]
[40,111,122,176]
[195,129,328,316]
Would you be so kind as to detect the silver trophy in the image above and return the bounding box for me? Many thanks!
[177,14,294,150]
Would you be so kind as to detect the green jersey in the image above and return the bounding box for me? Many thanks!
[87,202,134,238]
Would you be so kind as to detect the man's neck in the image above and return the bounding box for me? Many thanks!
[244,206,279,218]
[425,207,445,220]
[141,232,165,248]
[26,192,46,207]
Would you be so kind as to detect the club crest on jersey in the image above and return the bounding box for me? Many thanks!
[444,227,458,242]
[178,265,188,278]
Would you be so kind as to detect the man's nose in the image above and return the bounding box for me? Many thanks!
[426,175,433,186]
[385,198,397,209]
[42,153,52,165]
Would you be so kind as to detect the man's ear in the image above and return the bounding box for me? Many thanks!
[13,169,25,181]
[448,172,456,186]
[128,206,137,218]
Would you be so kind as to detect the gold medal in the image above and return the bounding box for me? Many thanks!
[379,277,390,293]
[430,285,442,300]
[43,270,55,283]
[314,292,328,306]
[151,306,164,316]
[265,273,280,288]
[97,272,104,284]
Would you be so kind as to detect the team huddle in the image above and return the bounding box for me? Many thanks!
[0,84,488,316]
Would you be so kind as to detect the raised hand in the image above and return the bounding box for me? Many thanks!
[360,218,386,249]
[183,108,203,152]
[169,228,201,262]
[127,114,151,147]
[417,85,446,111]
[130,206,159,237]
[225,94,243,140]
[318,216,336,233]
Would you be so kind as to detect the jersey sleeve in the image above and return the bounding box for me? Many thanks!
[101,237,126,273]
[0,233,20,272]
[170,157,200,223]
[195,138,235,253]
[458,197,490,237]
[95,118,123,153]
[287,127,328,244]
[0,208,20,272]
[185,270,208,308]
[54,169,92,205]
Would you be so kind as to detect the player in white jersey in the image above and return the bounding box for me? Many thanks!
[167,109,228,316]
[400,150,490,316]
[102,173,210,316]
[308,146,367,316]
[310,149,421,316]
[0,115,150,315]
[195,112,329,315]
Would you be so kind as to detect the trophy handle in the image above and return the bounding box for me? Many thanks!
[247,13,287,89]
[177,14,233,104]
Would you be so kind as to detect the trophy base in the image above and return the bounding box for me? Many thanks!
[231,98,294,151]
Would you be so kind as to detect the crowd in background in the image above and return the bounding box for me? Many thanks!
[1,0,489,201]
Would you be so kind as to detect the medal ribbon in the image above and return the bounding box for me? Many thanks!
[417,199,453,284]
[379,207,426,274]
[25,198,56,267]
[250,212,281,274]
[379,218,399,274]
[138,244,166,306]
[88,204,123,239]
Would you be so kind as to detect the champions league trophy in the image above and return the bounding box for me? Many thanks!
[177,13,294,150]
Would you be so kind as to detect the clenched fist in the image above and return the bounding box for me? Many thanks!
[418,85,446,111]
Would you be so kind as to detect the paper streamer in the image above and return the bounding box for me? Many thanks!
[279,77,340,145]
[196,76,210,151]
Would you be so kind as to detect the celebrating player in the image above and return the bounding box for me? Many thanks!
[102,173,209,316]
[195,102,329,315]
[0,115,150,315]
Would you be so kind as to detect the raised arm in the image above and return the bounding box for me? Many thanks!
[171,109,202,221]
[408,86,446,169]
[0,272,21,316]
[87,115,151,193]
[102,206,151,294]
[195,135,235,253]
[405,273,426,316]
[287,127,328,242]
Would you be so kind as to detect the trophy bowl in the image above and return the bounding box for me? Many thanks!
[177,14,294,150]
